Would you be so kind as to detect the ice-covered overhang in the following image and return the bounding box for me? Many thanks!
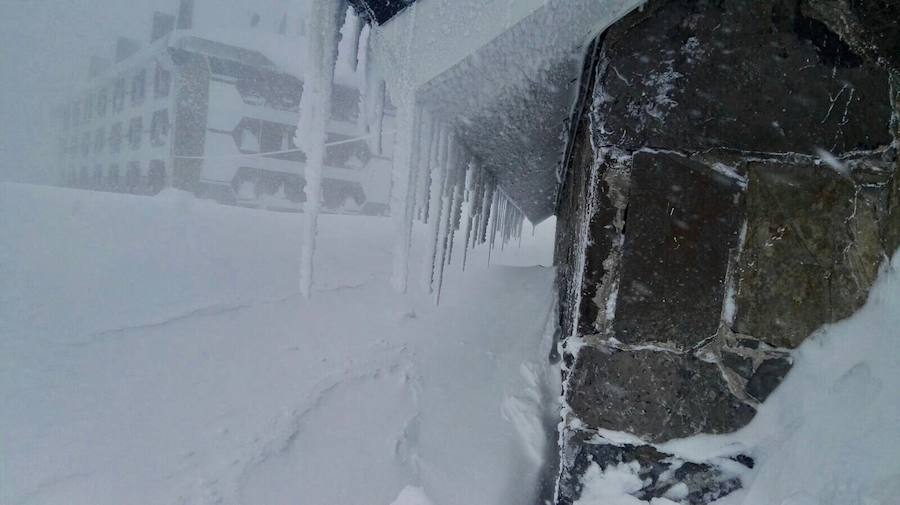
[368,0,645,222]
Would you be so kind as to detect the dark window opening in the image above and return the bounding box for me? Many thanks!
[110,122,123,153]
[113,78,126,112]
[126,162,141,192]
[84,93,93,122]
[108,164,120,189]
[154,64,171,98]
[96,88,108,117]
[128,117,143,149]
[94,127,105,154]
[151,109,169,146]
[131,70,146,106]
[81,132,91,156]
[148,159,166,194]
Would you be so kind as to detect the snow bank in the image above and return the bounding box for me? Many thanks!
[0,182,558,505]
[572,253,900,504]
[731,254,900,505]
[388,486,436,505]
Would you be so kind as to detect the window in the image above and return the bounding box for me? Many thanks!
[84,93,93,122]
[63,106,71,130]
[260,121,283,153]
[94,127,105,154]
[154,64,171,98]
[96,88,108,117]
[110,122,123,153]
[108,164,120,189]
[72,101,80,127]
[131,70,146,106]
[113,78,125,112]
[128,117,142,150]
[148,159,165,193]
[150,109,169,145]
[125,161,141,191]
[236,121,260,153]
[81,132,91,156]
[70,136,78,155]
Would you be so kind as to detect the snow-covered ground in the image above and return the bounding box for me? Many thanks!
[0,182,559,505]
[4,181,898,505]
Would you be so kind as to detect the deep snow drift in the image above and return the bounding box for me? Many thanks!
[0,182,558,505]
[572,253,900,505]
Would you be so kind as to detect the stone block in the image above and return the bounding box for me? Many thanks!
[566,345,755,442]
[734,161,884,347]
[612,151,743,349]
[594,0,892,154]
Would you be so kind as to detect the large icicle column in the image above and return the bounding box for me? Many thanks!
[295,0,347,298]
[552,1,899,503]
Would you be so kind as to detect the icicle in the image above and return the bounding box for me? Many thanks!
[469,167,486,249]
[404,105,425,222]
[388,93,418,293]
[478,176,495,245]
[422,124,448,292]
[346,11,363,72]
[419,114,439,223]
[360,30,386,155]
[433,135,458,305]
[487,186,500,265]
[460,166,476,271]
[414,112,434,222]
[296,0,346,298]
[444,154,466,267]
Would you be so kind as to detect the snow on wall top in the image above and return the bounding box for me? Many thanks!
[369,0,645,222]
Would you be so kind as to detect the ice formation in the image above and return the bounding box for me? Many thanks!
[295,0,347,298]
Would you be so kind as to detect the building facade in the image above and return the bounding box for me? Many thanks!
[55,0,393,214]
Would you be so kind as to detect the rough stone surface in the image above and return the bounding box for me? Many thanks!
[594,0,892,155]
[612,151,743,350]
[746,355,793,402]
[567,345,756,442]
[557,431,751,505]
[802,0,900,70]
[733,160,887,348]
[552,1,899,503]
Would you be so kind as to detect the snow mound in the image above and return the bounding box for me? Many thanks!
[654,254,900,505]
[388,486,436,505]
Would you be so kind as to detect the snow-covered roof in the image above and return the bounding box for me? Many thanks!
[370,0,644,222]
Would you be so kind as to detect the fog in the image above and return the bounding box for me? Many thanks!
[0,1,173,183]
[0,2,559,504]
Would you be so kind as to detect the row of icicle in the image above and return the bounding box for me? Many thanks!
[299,2,525,303]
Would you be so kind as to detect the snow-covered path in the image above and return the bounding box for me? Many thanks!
[0,183,558,505]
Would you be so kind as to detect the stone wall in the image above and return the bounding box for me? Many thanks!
[553,1,899,503]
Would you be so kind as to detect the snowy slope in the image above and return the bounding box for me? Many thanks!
[0,182,558,505]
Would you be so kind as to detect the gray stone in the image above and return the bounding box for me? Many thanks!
[567,345,756,442]
[612,151,743,350]
[801,0,900,70]
[746,356,793,402]
[733,161,885,348]
[594,0,892,155]
[721,351,754,380]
